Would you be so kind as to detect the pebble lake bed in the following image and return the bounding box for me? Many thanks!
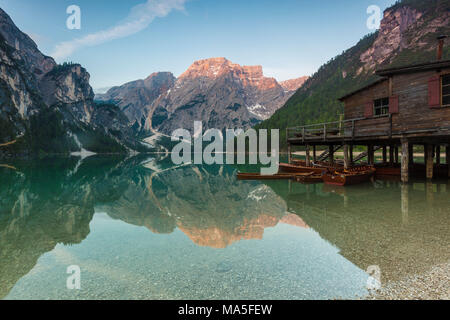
[1,156,448,300]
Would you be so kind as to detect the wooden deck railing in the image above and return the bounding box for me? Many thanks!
[286,115,394,142]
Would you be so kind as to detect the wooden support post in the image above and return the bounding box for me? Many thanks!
[401,183,409,225]
[408,144,414,166]
[394,146,399,164]
[288,143,291,164]
[368,144,374,165]
[401,139,409,183]
[382,146,387,164]
[313,145,317,163]
[436,145,440,165]
[329,145,334,165]
[344,144,350,169]
[426,144,434,180]
[349,144,354,165]
[446,146,450,178]
[306,144,311,167]
[389,146,394,166]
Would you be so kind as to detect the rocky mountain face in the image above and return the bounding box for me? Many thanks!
[97,57,307,135]
[95,72,175,129]
[0,8,147,157]
[39,64,95,123]
[257,0,450,147]
[0,8,54,138]
[358,2,449,72]
[280,76,309,92]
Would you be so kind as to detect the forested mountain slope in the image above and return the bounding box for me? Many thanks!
[256,0,450,148]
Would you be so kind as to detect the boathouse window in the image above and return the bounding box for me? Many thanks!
[373,97,389,116]
[442,74,450,107]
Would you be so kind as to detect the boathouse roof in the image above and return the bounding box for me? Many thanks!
[338,59,450,102]
[376,59,450,76]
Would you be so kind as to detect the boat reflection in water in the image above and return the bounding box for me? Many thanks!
[0,155,448,299]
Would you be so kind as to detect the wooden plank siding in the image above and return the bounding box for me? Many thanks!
[287,61,450,146]
[391,69,450,133]
[287,60,450,182]
[343,68,450,137]
[344,80,390,120]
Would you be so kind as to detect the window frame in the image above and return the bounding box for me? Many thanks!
[373,97,390,117]
[441,73,450,108]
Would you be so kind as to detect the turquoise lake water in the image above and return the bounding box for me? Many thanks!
[0,155,449,299]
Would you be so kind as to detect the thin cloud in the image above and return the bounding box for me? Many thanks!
[52,0,187,60]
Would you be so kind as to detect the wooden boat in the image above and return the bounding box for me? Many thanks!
[374,164,401,176]
[293,172,323,184]
[322,166,376,186]
[279,163,325,174]
[374,174,402,182]
[313,161,344,169]
[291,159,307,166]
[291,159,343,169]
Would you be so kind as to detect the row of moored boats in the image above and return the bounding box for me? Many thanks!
[237,160,376,186]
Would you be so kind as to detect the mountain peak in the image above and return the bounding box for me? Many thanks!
[98,57,308,134]
[143,72,176,88]
[179,57,264,81]
[144,71,174,81]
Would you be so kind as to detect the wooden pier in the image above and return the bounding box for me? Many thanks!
[287,57,450,183]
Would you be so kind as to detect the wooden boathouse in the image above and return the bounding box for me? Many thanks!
[286,38,450,183]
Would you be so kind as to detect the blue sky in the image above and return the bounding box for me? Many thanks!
[0,0,397,90]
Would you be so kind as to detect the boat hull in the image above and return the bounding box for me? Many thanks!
[279,163,325,174]
[375,164,401,176]
[322,167,375,186]
[294,174,323,184]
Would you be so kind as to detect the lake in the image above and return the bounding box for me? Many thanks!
[0,155,449,300]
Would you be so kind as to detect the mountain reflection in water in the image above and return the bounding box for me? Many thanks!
[0,155,448,299]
